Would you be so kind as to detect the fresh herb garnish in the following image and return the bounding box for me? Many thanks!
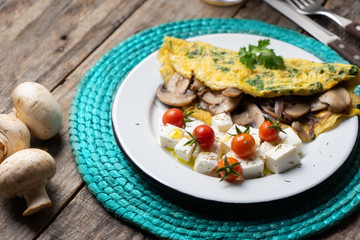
[215,156,242,182]
[239,39,284,70]
[349,65,358,75]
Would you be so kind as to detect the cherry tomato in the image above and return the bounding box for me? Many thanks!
[217,157,243,182]
[193,125,215,150]
[231,133,256,159]
[259,121,278,142]
[162,108,184,128]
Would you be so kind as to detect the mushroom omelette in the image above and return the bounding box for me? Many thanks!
[156,36,360,141]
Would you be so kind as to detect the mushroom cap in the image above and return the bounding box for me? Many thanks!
[0,148,56,198]
[232,102,264,128]
[0,113,30,162]
[156,73,196,107]
[199,91,242,115]
[317,86,350,113]
[12,82,63,140]
[283,102,310,119]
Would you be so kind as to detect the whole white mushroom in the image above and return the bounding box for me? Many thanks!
[0,148,56,216]
[0,113,30,163]
[12,82,62,140]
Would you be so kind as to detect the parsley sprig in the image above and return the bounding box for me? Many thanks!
[239,39,284,70]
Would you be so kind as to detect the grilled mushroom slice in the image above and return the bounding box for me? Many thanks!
[157,72,196,107]
[222,87,242,97]
[316,86,350,113]
[232,102,264,128]
[190,78,208,96]
[292,121,313,142]
[283,102,310,119]
[199,91,242,115]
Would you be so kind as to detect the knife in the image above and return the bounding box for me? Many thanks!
[263,0,360,67]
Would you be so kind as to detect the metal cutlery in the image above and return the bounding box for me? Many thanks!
[264,0,360,66]
[286,0,360,41]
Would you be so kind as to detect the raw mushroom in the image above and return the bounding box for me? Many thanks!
[12,82,62,140]
[232,102,264,128]
[0,113,30,163]
[199,90,242,115]
[157,72,196,107]
[316,86,350,113]
[0,148,56,216]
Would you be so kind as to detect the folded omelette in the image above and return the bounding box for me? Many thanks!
[157,36,360,139]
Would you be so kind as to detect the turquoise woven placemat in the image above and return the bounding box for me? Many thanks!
[69,18,360,239]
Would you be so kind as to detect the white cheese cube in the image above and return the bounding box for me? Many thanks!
[159,124,185,149]
[184,118,204,134]
[256,141,275,160]
[174,137,195,162]
[265,144,301,173]
[280,128,302,153]
[212,113,233,132]
[226,124,246,135]
[194,152,218,174]
[249,128,261,146]
[219,133,233,155]
[226,152,264,179]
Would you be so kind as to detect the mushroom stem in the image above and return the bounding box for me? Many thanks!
[22,186,52,216]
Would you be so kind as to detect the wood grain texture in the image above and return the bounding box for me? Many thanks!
[0,0,145,239]
[0,0,145,112]
[38,187,155,240]
[1,0,360,239]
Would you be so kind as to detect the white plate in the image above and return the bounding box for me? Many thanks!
[112,34,358,204]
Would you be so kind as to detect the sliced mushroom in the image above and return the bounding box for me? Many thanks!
[274,98,284,118]
[222,87,242,97]
[317,86,350,113]
[232,102,264,128]
[283,102,310,119]
[291,121,312,142]
[190,78,208,96]
[310,99,328,112]
[199,91,242,115]
[157,72,196,107]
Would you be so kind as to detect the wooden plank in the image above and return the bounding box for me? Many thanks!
[0,0,145,113]
[37,187,156,240]
[0,0,145,239]
[236,0,300,29]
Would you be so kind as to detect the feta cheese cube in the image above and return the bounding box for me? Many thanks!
[212,113,233,132]
[185,118,204,133]
[194,152,218,174]
[249,127,261,146]
[219,133,233,155]
[226,152,264,179]
[159,124,185,149]
[280,128,302,153]
[256,141,275,160]
[174,137,195,162]
[265,144,301,173]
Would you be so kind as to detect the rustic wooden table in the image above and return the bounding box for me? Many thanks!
[1,0,360,239]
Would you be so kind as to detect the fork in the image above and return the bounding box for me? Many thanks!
[286,0,360,41]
